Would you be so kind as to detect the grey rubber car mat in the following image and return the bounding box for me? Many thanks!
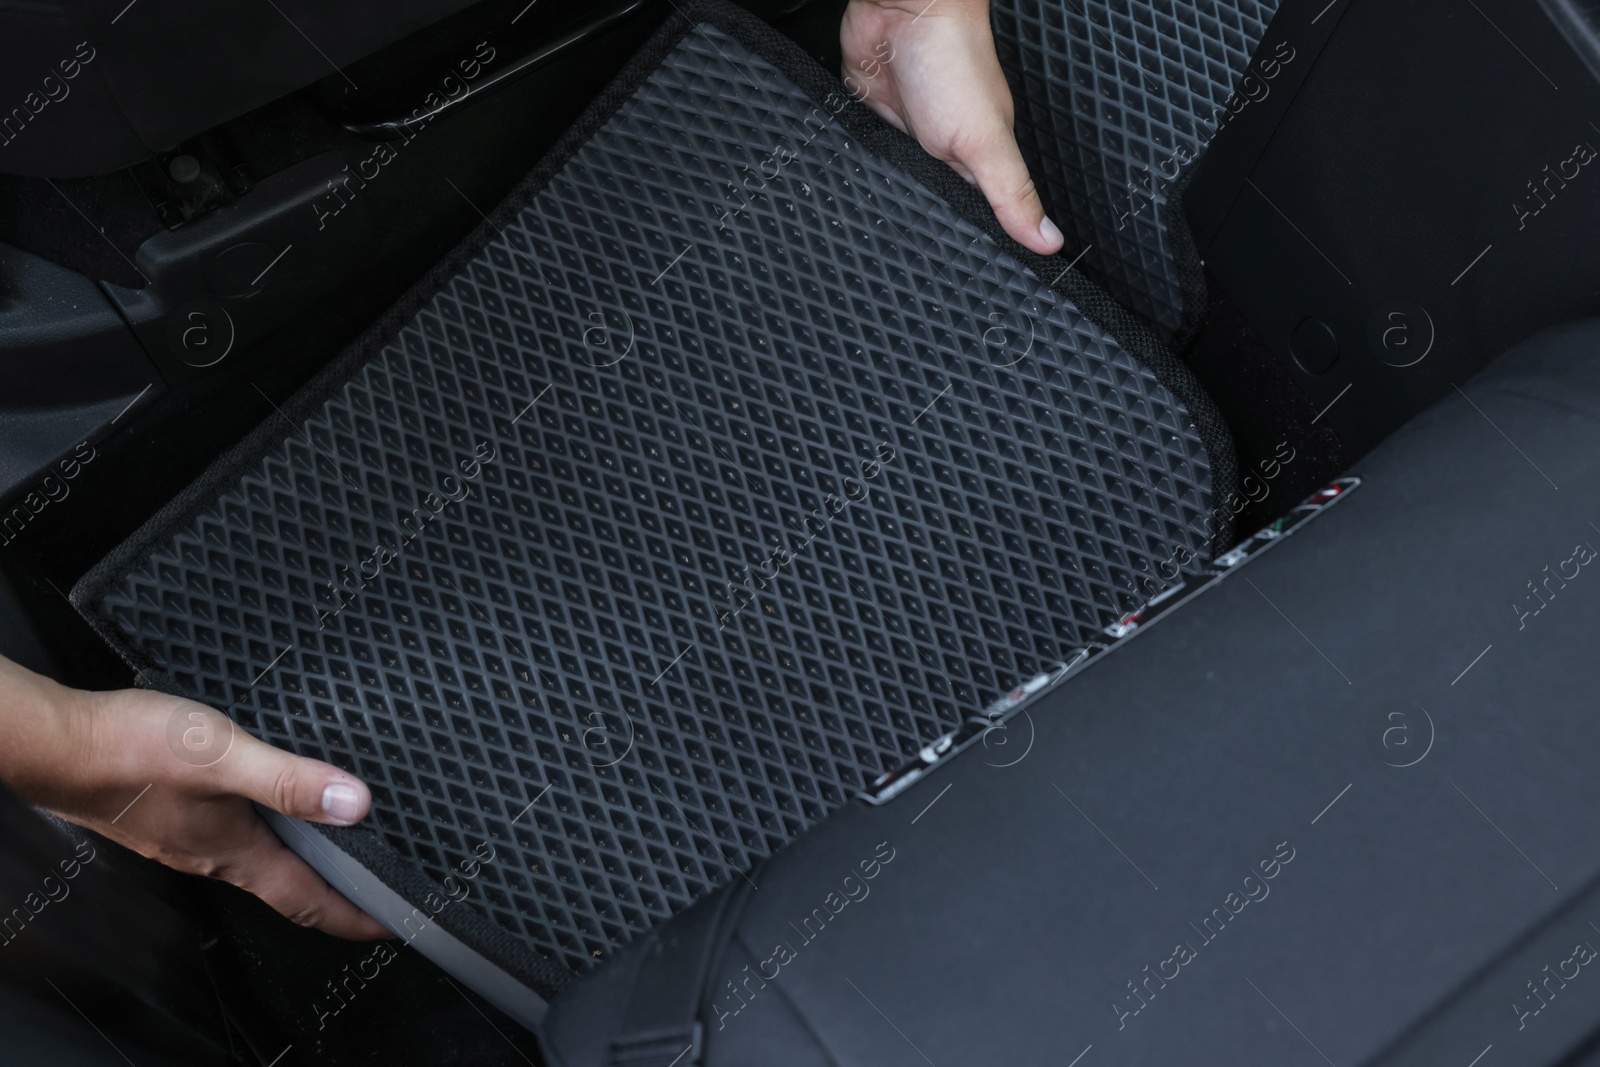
[72,0,1234,996]
[994,0,1286,340]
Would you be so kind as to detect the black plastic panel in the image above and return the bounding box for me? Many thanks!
[1190,0,1600,458]
[0,242,159,501]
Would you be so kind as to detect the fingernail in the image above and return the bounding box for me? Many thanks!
[1039,215,1063,249]
[321,782,364,825]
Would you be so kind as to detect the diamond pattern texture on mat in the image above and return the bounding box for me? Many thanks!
[993,0,1281,334]
[93,26,1214,972]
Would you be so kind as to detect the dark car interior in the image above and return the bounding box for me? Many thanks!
[5,0,1600,1063]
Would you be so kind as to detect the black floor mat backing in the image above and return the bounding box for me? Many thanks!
[72,0,1233,990]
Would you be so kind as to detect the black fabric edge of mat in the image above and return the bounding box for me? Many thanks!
[70,0,1238,997]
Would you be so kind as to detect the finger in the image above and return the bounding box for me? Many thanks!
[226,816,391,939]
[222,730,371,827]
[961,128,1063,255]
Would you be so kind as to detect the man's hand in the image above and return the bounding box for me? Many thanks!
[840,0,1063,255]
[0,655,388,940]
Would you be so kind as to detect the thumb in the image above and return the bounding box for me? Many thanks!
[962,128,1063,256]
[224,730,371,827]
